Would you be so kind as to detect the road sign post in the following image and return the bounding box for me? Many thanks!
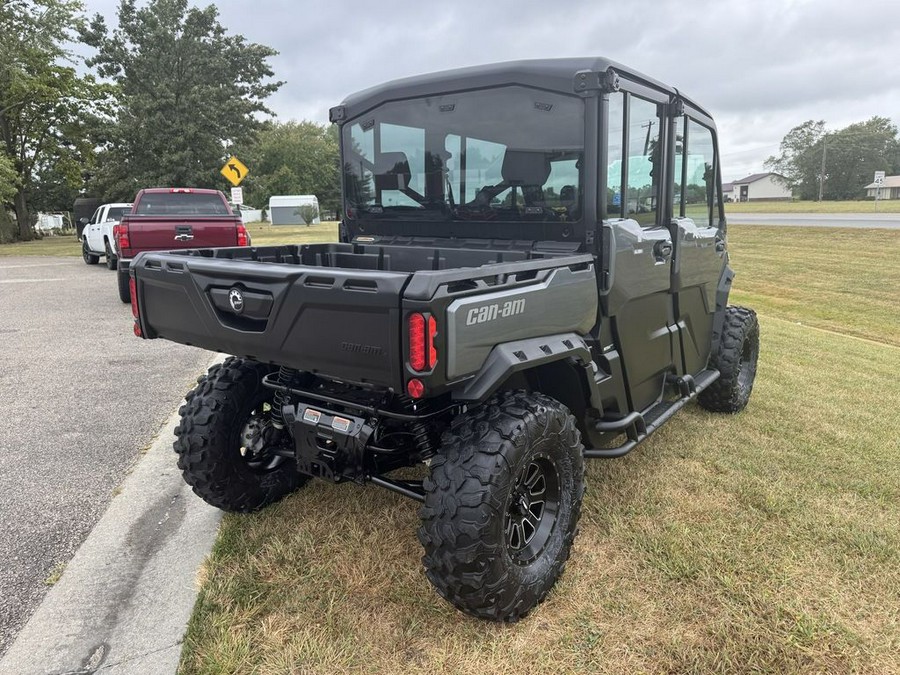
[874,171,885,212]
[220,155,248,187]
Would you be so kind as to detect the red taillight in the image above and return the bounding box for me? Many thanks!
[236,223,249,247]
[409,313,426,371]
[427,315,437,368]
[113,223,130,251]
[129,275,142,337]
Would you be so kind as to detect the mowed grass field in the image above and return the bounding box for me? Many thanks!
[726,199,900,214]
[0,221,339,257]
[178,225,900,674]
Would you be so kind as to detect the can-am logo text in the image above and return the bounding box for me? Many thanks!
[466,298,526,325]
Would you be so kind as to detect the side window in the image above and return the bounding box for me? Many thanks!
[89,207,102,224]
[605,93,624,218]
[627,97,662,226]
[684,119,716,228]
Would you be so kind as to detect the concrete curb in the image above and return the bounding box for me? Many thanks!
[0,401,222,674]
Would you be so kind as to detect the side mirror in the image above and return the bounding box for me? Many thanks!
[78,217,89,225]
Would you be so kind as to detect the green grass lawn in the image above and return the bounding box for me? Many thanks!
[178,226,900,674]
[726,199,900,213]
[0,221,339,257]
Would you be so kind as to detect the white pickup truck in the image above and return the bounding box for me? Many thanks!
[80,202,133,270]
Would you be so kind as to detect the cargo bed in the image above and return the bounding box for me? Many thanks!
[132,241,593,390]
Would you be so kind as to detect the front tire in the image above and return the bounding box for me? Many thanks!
[174,357,308,512]
[82,240,99,265]
[105,241,118,270]
[418,391,585,622]
[117,267,130,303]
[698,305,760,413]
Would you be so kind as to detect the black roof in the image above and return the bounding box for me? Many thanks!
[332,57,712,123]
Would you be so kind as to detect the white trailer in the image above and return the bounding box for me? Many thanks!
[268,195,320,225]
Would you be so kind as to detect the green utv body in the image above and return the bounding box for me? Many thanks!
[131,57,759,621]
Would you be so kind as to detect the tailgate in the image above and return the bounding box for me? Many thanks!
[125,216,239,252]
[132,252,410,389]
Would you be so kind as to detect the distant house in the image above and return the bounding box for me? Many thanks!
[863,176,900,199]
[721,182,734,202]
[730,172,792,202]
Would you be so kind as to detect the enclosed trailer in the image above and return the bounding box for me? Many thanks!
[268,195,320,225]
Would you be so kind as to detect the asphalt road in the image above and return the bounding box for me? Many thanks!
[0,255,213,656]
[727,212,900,229]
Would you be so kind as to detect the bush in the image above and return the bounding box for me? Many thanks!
[295,204,318,226]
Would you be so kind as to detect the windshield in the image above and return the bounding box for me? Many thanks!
[342,86,584,223]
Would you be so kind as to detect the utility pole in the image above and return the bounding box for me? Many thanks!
[817,134,828,202]
[641,120,655,155]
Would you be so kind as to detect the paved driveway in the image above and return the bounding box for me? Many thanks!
[727,213,900,229]
[0,256,213,655]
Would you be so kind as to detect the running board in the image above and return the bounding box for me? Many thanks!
[584,369,719,459]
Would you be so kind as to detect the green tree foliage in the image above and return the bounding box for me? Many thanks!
[766,118,900,200]
[295,203,318,225]
[236,121,340,216]
[0,0,105,240]
[82,0,282,199]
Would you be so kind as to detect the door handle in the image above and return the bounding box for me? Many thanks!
[653,240,673,261]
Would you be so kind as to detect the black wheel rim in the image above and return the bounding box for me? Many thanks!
[237,401,287,473]
[82,242,90,262]
[505,456,560,564]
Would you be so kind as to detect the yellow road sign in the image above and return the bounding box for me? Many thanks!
[220,155,248,186]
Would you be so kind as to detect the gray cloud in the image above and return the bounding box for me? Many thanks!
[82,0,900,180]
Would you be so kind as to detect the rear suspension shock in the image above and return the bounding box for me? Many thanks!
[270,366,296,429]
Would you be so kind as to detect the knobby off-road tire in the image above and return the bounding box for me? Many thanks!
[105,240,117,270]
[418,391,585,622]
[116,267,130,303]
[82,240,99,265]
[698,305,760,413]
[174,357,308,512]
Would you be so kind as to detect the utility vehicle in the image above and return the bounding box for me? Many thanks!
[130,57,759,621]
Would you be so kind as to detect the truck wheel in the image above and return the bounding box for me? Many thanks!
[698,305,760,413]
[418,391,585,622]
[116,268,130,303]
[174,357,308,512]
[105,241,118,270]
[82,240,99,265]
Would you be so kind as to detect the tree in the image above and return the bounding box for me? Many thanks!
[295,203,318,225]
[82,0,282,197]
[765,120,826,200]
[766,118,900,200]
[0,0,104,240]
[235,121,340,216]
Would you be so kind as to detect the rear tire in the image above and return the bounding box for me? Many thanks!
[418,391,585,622]
[174,357,308,512]
[82,240,99,265]
[105,241,117,270]
[698,305,760,413]
[117,267,130,303]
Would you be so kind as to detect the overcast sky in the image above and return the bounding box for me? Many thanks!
[80,0,900,182]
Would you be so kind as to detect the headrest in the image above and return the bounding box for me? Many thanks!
[501,150,551,186]
[375,152,411,191]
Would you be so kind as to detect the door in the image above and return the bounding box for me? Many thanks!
[85,207,103,252]
[603,90,677,412]
[670,115,727,375]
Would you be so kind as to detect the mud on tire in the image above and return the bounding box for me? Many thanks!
[418,390,585,622]
[698,305,760,413]
[174,357,308,512]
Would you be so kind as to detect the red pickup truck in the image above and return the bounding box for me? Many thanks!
[114,187,250,302]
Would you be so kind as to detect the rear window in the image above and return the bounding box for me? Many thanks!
[107,206,132,221]
[134,192,229,215]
